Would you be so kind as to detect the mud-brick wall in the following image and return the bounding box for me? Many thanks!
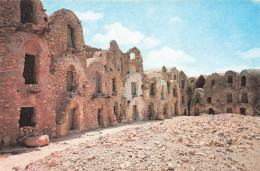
[47,9,85,57]
[0,0,48,28]
[0,30,57,146]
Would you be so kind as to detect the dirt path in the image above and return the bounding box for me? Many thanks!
[0,121,156,171]
[1,114,260,171]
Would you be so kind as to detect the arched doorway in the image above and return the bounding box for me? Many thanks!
[148,103,154,119]
[208,108,215,115]
[194,108,200,116]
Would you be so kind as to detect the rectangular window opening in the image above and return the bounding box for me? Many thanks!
[23,54,36,84]
[19,107,35,128]
[131,82,137,97]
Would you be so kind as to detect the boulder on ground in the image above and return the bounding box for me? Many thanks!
[23,135,49,147]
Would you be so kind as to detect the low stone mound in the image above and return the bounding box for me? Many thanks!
[23,135,49,147]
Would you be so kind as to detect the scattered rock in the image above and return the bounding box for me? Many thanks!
[23,135,49,147]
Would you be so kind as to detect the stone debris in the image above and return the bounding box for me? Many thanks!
[19,114,259,171]
[23,135,49,147]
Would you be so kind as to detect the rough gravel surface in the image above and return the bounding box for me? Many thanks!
[1,114,260,171]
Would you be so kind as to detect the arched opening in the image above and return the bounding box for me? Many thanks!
[242,93,248,103]
[196,76,205,88]
[148,103,154,119]
[130,53,135,60]
[68,108,78,130]
[226,108,233,113]
[208,108,215,115]
[194,108,200,116]
[240,108,246,115]
[241,76,246,86]
[95,72,102,93]
[163,104,168,117]
[161,85,165,100]
[181,80,185,88]
[150,83,155,97]
[20,0,34,24]
[228,76,233,84]
[211,79,215,86]
[167,81,170,94]
[67,25,75,48]
[174,75,177,80]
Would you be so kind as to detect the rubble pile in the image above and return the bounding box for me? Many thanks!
[22,114,260,171]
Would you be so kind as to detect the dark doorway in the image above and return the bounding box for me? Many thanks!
[23,54,36,84]
[207,97,212,104]
[20,0,34,24]
[240,108,246,115]
[194,108,200,116]
[208,108,215,115]
[181,80,185,88]
[148,104,153,119]
[175,103,178,115]
[150,83,155,96]
[163,106,167,116]
[226,108,233,113]
[68,108,77,130]
[19,107,35,127]
[228,76,233,84]
[241,76,246,86]
[112,78,116,93]
[227,94,232,103]
[66,71,73,92]
[242,93,248,103]
[211,79,215,86]
[132,105,137,121]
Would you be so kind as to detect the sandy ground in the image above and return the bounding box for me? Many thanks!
[0,114,260,171]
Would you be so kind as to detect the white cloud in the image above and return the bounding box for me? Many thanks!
[238,48,260,59]
[142,37,160,49]
[169,16,183,23]
[252,0,260,2]
[144,46,195,69]
[93,22,159,49]
[75,11,104,21]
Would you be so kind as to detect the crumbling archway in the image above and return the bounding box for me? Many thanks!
[66,101,80,131]
[195,75,205,88]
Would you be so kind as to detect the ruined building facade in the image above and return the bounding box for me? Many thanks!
[0,0,259,146]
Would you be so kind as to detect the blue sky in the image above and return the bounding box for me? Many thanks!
[42,0,260,76]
